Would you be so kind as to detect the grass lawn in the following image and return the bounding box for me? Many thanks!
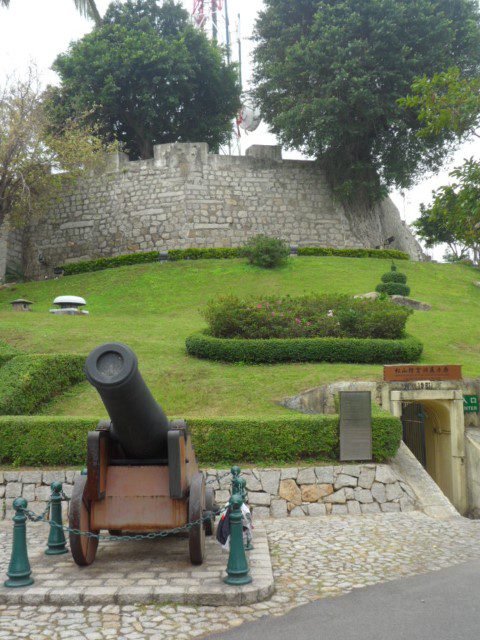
[0,256,478,418]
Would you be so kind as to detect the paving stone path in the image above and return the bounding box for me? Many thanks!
[1,513,480,639]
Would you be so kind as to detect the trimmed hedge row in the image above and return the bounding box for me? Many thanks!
[58,246,410,275]
[167,247,243,261]
[0,412,402,466]
[0,341,21,368]
[186,331,423,364]
[0,355,86,415]
[60,251,160,275]
[297,247,409,260]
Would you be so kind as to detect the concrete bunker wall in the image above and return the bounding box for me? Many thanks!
[3,143,424,279]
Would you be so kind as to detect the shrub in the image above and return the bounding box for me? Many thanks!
[243,235,290,268]
[167,247,242,261]
[60,251,160,275]
[0,341,21,368]
[0,413,402,466]
[376,282,411,296]
[381,271,407,284]
[0,354,86,415]
[186,331,423,364]
[376,262,410,296]
[297,247,409,260]
[203,294,412,340]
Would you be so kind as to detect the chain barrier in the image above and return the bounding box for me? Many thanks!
[20,502,221,543]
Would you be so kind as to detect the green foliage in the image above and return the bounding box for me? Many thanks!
[399,67,480,140]
[60,251,160,275]
[381,272,407,284]
[243,235,290,269]
[167,247,243,261]
[414,158,480,262]
[376,282,411,296]
[253,0,480,204]
[0,413,402,466]
[203,294,412,340]
[0,355,86,415]
[376,263,410,296]
[297,248,409,260]
[186,330,423,364]
[46,0,241,159]
[0,341,21,367]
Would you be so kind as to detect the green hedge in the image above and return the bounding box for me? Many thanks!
[0,413,401,466]
[60,251,160,275]
[58,246,410,275]
[297,247,409,260]
[0,341,21,368]
[167,247,243,261]
[186,330,423,364]
[0,355,86,415]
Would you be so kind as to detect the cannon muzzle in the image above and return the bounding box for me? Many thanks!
[85,343,170,460]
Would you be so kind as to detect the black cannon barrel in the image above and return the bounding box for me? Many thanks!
[85,343,170,460]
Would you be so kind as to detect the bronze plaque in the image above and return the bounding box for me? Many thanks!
[339,391,372,462]
[384,364,462,382]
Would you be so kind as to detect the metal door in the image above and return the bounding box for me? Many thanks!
[401,402,426,467]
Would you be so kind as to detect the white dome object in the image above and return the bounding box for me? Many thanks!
[53,295,86,307]
[238,103,262,132]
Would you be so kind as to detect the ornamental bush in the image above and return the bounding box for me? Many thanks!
[0,412,402,466]
[243,235,290,268]
[0,354,86,415]
[203,294,412,340]
[0,341,21,367]
[376,263,410,296]
[186,331,423,364]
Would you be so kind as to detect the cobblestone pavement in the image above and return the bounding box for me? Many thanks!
[1,513,480,639]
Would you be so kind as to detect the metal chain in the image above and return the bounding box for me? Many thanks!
[21,507,221,542]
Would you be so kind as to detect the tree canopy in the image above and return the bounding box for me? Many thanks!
[400,67,480,141]
[414,159,480,263]
[47,0,241,159]
[253,0,480,204]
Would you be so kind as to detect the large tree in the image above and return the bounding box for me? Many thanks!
[46,0,241,159]
[253,0,480,204]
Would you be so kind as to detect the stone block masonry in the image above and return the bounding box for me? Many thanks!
[206,464,417,518]
[3,142,424,279]
[0,464,416,521]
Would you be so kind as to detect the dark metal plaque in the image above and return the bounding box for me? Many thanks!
[339,391,372,461]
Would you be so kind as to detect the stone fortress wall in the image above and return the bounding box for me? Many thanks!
[2,142,424,279]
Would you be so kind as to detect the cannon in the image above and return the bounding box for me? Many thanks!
[69,342,215,566]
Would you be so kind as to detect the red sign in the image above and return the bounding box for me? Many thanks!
[384,364,462,382]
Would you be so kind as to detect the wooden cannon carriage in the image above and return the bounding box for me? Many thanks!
[69,342,215,566]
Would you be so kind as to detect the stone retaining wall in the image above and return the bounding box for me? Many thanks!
[0,464,417,520]
[3,142,424,280]
[208,463,417,517]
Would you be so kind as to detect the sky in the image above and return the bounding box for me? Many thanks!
[1,0,479,260]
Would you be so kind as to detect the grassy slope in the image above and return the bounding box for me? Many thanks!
[0,257,478,418]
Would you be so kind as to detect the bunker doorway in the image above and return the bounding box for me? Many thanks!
[401,400,454,505]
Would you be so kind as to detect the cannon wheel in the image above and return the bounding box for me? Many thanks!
[69,475,99,566]
[188,473,206,565]
[204,486,215,536]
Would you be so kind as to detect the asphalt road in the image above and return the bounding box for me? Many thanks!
[207,560,480,640]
